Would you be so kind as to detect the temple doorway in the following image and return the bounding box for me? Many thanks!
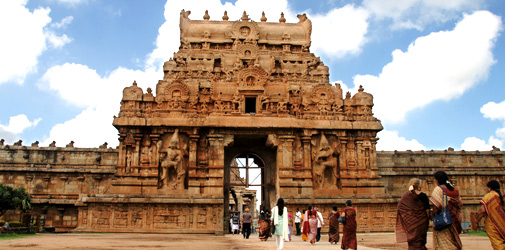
[223,135,276,234]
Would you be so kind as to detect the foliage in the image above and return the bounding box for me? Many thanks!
[466,230,488,236]
[0,183,31,217]
[0,232,36,240]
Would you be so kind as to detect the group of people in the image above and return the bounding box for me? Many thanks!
[236,170,505,250]
[264,198,356,250]
[396,170,505,250]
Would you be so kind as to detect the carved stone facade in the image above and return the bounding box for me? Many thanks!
[0,10,504,234]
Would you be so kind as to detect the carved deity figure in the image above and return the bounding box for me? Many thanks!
[312,133,338,188]
[126,149,133,173]
[232,91,243,111]
[159,129,185,189]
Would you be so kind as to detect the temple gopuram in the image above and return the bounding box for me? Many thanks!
[0,10,504,234]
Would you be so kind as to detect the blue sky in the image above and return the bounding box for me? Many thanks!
[0,0,504,151]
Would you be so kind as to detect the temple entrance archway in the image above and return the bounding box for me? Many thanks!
[223,135,276,234]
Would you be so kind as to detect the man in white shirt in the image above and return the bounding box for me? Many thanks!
[315,207,324,242]
[294,208,302,236]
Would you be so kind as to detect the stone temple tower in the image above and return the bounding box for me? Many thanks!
[86,10,384,234]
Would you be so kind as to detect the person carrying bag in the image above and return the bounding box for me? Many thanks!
[433,186,453,231]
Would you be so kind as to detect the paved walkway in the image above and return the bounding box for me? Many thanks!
[1,232,492,249]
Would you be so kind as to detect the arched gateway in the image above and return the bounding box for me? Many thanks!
[77,10,384,234]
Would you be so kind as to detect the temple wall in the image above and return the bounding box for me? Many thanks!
[377,149,505,229]
[0,145,116,231]
[1,144,503,233]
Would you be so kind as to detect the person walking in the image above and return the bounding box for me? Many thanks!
[287,211,293,241]
[315,207,324,242]
[341,200,357,250]
[242,208,252,239]
[295,208,302,236]
[473,180,505,250]
[303,205,319,244]
[231,213,240,235]
[328,205,340,244]
[395,178,430,250]
[271,198,289,250]
[258,210,271,241]
[430,171,462,250]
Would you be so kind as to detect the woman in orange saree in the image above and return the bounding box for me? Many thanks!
[429,171,462,250]
[474,180,505,250]
[395,178,430,250]
[258,211,271,241]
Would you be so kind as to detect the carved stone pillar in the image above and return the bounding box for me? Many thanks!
[134,135,143,173]
[301,136,311,171]
[278,136,295,169]
[189,134,200,169]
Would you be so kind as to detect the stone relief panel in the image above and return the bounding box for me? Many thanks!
[311,133,341,189]
[158,129,188,189]
[92,205,111,228]
[113,206,129,228]
[131,206,144,228]
[79,204,222,232]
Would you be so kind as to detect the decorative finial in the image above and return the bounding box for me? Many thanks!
[260,11,267,22]
[133,80,137,86]
[203,10,210,20]
[358,85,364,92]
[222,11,229,21]
[241,11,250,22]
[279,12,286,23]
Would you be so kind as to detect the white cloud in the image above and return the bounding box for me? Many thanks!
[0,0,72,85]
[0,0,51,84]
[348,11,502,125]
[38,63,161,147]
[460,136,502,151]
[461,99,505,150]
[50,16,73,29]
[0,114,41,144]
[481,100,505,120]
[376,130,426,151]
[311,5,369,58]
[53,0,88,7]
[363,0,484,30]
[41,107,119,148]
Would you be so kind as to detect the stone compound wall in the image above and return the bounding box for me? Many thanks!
[1,144,503,233]
[377,149,505,231]
[0,144,116,231]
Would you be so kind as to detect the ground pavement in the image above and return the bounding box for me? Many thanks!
[1,232,492,249]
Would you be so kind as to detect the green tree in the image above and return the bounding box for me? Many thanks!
[0,183,31,217]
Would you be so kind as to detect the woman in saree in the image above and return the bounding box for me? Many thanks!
[301,209,308,241]
[341,200,357,250]
[429,171,463,250]
[328,205,340,244]
[258,210,271,241]
[395,178,430,250]
[302,205,319,244]
[474,180,505,249]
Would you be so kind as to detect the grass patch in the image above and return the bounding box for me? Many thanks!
[466,230,488,237]
[0,233,36,240]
